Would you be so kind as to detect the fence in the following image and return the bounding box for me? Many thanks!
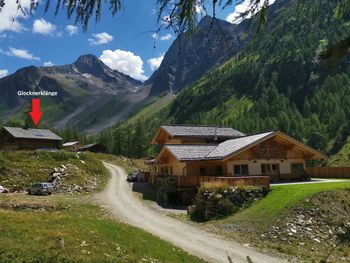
[305,167,350,178]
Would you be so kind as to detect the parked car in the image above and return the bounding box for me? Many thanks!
[126,172,138,182]
[27,183,53,195]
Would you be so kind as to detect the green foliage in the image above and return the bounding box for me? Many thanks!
[106,0,350,160]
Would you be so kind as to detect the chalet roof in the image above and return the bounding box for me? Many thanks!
[3,127,63,141]
[159,131,326,161]
[206,131,275,159]
[161,125,245,138]
[78,143,98,150]
[62,141,79,147]
[166,144,217,161]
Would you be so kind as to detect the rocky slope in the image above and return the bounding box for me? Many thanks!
[0,55,147,133]
[145,16,251,95]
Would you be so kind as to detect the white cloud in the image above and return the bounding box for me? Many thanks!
[88,32,113,45]
[160,33,173,41]
[226,0,276,24]
[0,0,31,32]
[33,18,57,35]
[148,55,164,71]
[2,47,40,61]
[195,1,205,14]
[100,49,147,81]
[66,25,78,36]
[0,69,9,78]
[151,33,158,40]
[43,61,54,67]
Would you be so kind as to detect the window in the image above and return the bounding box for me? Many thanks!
[200,167,207,176]
[215,165,223,176]
[160,167,164,174]
[234,164,249,176]
[169,167,173,175]
[234,165,241,175]
[165,167,169,174]
[261,164,279,174]
[242,165,249,175]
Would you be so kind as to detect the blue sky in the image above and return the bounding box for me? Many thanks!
[0,0,250,81]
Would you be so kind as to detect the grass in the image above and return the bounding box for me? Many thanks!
[227,181,350,228]
[0,194,203,263]
[95,153,147,174]
[327,135,350,166]
[0,151,108,190]
[126,94,175,124]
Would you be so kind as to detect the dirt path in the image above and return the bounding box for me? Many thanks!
[97,163,288,263]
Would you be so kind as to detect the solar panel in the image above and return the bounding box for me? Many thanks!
[33,131,45,137]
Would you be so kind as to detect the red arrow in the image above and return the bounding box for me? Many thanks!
[29,98,43,126]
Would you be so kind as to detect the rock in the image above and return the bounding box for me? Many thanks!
[80,240,88,247]
[313,238,321,243]
[61,164,67,169]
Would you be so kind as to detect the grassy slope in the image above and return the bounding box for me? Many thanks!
[224,182,350,228]
[0,151,108,190]
[327,136,350,166]
[0,195,203,263]
[126,94,175,125]
[196,182,350,262]
[0,153,203,262]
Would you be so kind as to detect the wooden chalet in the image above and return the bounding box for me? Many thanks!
[0,126,63,151]
[148,125,327,188]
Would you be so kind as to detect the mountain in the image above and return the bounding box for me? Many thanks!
[146,15,252,95]
[0,55,148,133]
[103,0,350,162]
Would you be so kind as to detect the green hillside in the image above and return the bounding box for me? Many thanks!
[98,0,350,162]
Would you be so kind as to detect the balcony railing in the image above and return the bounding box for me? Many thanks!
[149,174,271,188]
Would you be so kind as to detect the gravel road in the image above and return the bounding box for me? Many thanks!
[97,162,288,263]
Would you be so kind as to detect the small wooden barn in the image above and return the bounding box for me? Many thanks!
[0,126,63,151]
[78,143,106,153]
[62,141,83,152]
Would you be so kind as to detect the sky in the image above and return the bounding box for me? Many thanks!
[0,0,274,81]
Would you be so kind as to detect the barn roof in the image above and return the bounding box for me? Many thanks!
[3,127,63,141]
[62,141,80,147]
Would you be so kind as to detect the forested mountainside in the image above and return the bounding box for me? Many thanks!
[0,55,146,133]
[98,0,350,162]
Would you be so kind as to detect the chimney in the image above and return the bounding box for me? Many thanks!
[214,127,218,141]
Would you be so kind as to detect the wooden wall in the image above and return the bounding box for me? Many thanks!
[305,167,350,178]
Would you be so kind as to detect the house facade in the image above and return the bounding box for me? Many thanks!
[0,126,63,151]
[148,125,326,185]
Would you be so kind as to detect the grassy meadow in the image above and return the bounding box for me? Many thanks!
[0,194,203,263]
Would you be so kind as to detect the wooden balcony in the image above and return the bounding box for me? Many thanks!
[149,174,270,189]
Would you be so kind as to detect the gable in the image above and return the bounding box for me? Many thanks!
[225,132,326,161]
